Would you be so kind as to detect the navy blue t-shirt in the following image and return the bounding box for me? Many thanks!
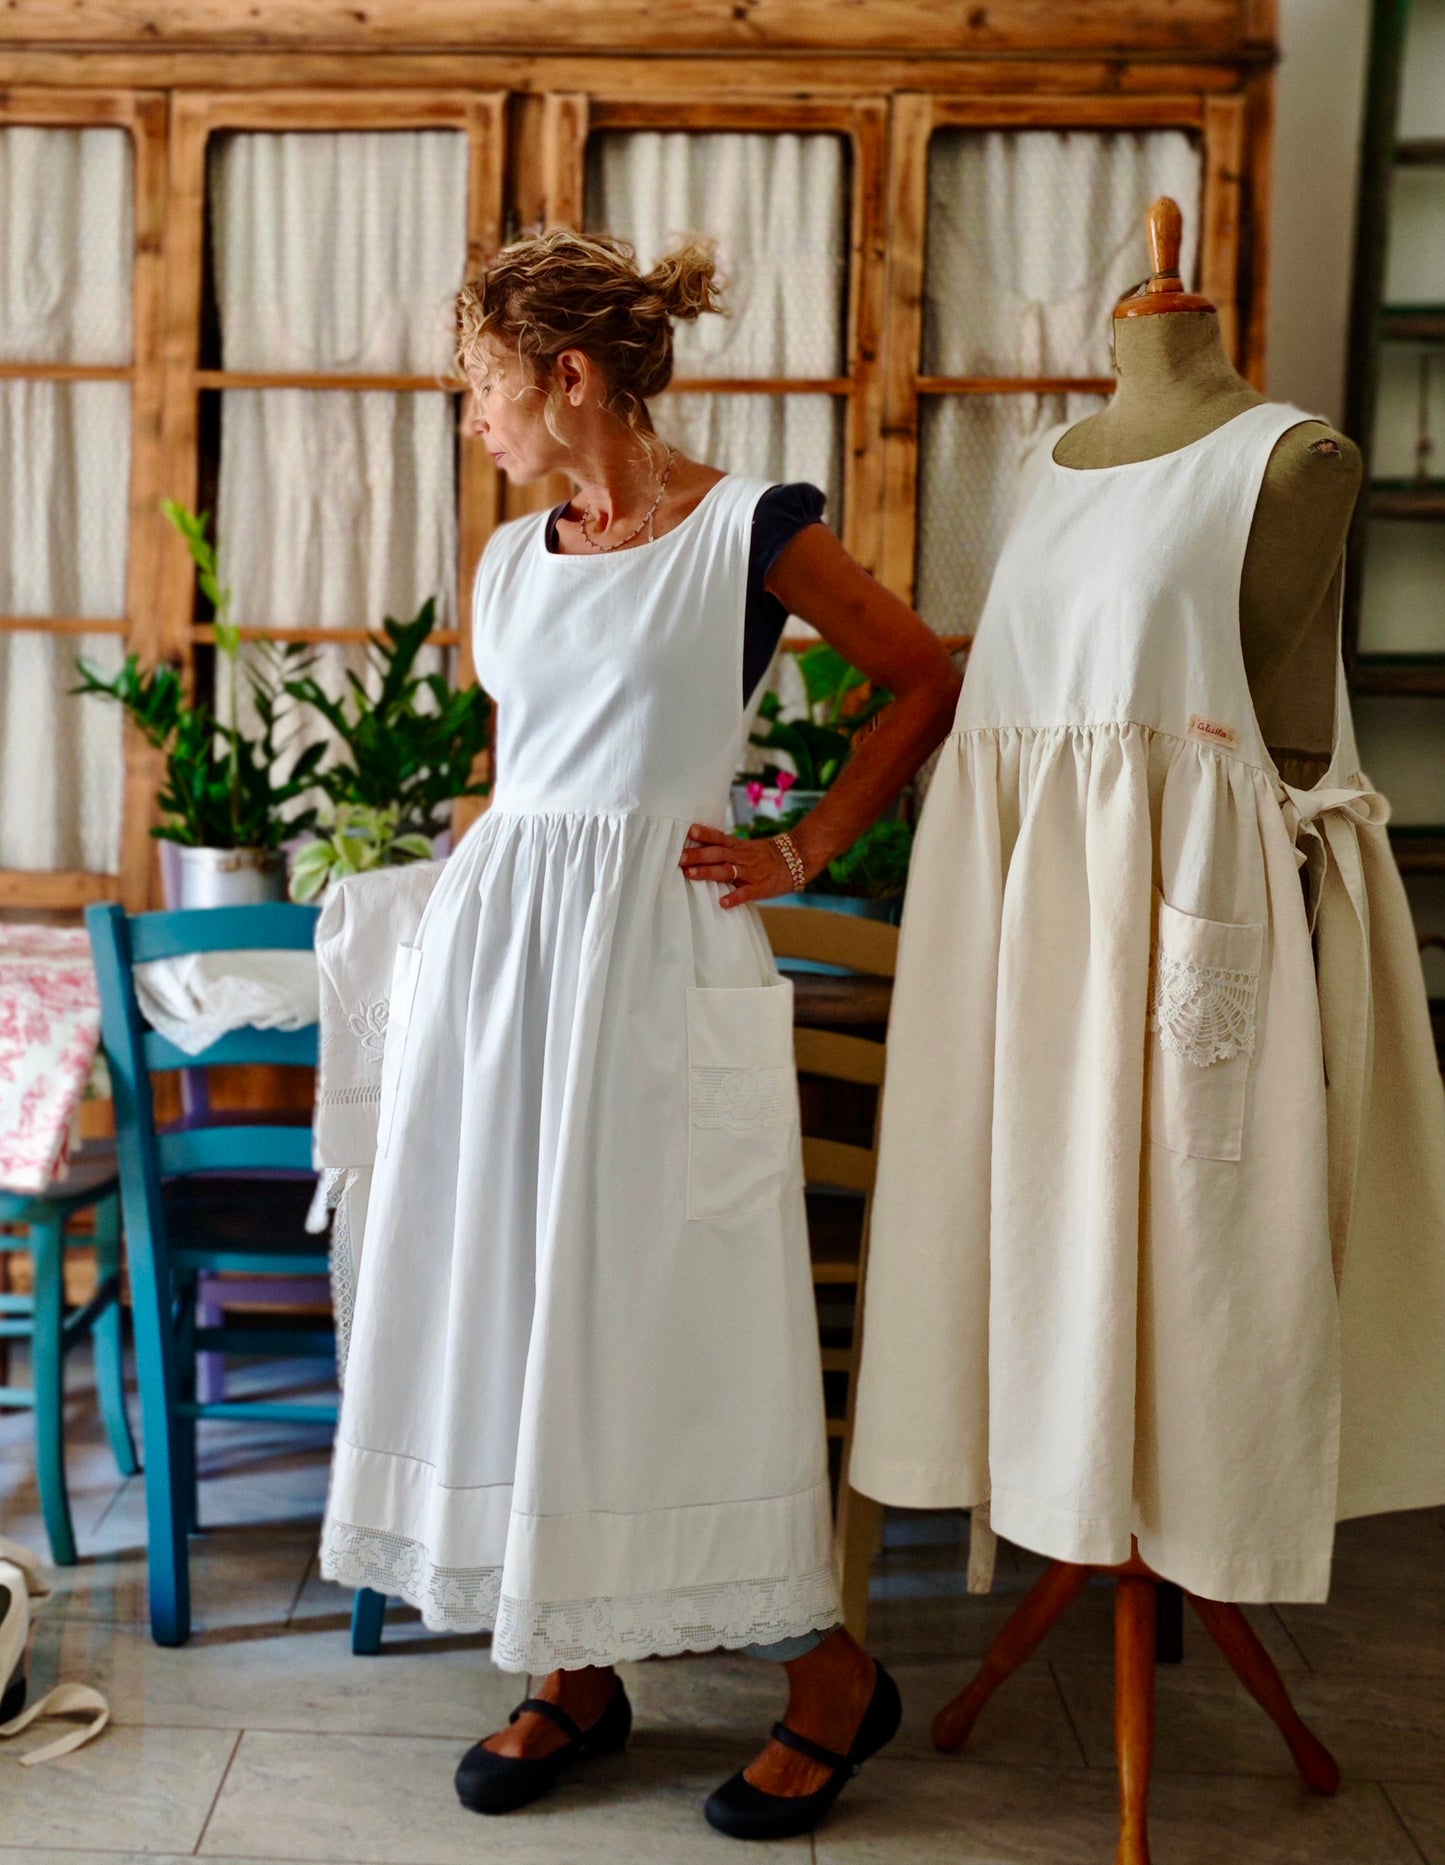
[544,481,827,705]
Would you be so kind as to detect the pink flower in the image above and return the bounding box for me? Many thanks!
[746,781,765,805]
[776,770,797,795]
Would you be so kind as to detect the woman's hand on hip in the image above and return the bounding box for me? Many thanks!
[679,823,803,908]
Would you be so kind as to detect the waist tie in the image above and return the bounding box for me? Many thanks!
[1279,777,1392,1286]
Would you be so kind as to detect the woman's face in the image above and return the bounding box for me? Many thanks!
[464,339,575,484]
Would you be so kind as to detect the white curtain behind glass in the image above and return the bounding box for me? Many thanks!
[0,126,131,872]
[209,130,467,747]
[917,130,1203,640]
[586,131,848,517]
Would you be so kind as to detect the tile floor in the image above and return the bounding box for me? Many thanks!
[1,1348,1443,1863]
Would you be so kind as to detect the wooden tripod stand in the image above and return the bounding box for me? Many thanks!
[931,1547,1341,1865]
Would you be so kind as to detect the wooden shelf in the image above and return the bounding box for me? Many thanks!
[1380,304,1445,342]
[1396,138,1445,166]
[1369,480,1445,520]
[1388,827,1445,874]
[1352,654,1445,697]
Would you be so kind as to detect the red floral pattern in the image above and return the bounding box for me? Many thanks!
[0,927,101,1195]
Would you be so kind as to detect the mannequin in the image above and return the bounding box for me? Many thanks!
[925,199,1353,1865]
[1055,198,1361,785]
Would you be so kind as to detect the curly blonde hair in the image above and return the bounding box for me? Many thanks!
[455,228,723,462]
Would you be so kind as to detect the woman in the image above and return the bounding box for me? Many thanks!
[318,228,961,1840]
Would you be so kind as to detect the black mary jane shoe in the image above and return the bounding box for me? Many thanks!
[703,1660,902,1841]
[454,1681,632,1815]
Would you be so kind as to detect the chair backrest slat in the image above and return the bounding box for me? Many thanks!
[126,903,320,963]
[758,904,899,978]
[157,1125,314,1177]
[143,1026,317,1072]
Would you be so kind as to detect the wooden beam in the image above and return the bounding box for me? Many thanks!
[122,91,169,910]
[0,52,1262,96]
[0,869,120,908]
[541,90,588,231]
[929,93,1207,129]
[452,92,507,844]
[878,91,933,605]
[0,617,129,636]
[1239,63,1275,388]
[840,98,889,580]
[193,369,458,392]
[0,362,133,382]
[1200,91,1246,364]
[918,375,1117,396]
[0,1,1268,57]
[191,623,463,646]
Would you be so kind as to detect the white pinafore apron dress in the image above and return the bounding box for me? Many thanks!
[849,401,1445,1603]
[318,474,840,1670]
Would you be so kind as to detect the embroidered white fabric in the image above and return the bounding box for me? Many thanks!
[320,1167,360,1383]
[690,1065,797,1129]
[1150,950,1259,1068]
[318,1516,839,1669]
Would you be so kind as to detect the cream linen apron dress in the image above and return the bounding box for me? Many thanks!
[318,474,839,1670]
[850,401,1445,1603]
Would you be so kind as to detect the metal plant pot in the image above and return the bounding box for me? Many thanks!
[171,845,286,909]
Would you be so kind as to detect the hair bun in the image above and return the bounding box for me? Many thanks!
[642,239,723,323]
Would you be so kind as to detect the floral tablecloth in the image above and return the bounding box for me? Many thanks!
[0,927,103,1196]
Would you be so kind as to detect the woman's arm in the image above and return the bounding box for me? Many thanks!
[680,525,962,905]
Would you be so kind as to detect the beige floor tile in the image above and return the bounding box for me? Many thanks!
[0,1723,239,1851]
[1330,1510,1445,1595]
[1277,1582,1445,1678]
[618,1648,788,1743]
[36,1523,318,1634]
[815,1761,1420,1864]
[199,1728,807,1863]
[888,1659,1086,1769]
[1055,1660,1445,1785]
[1383,1782,1445,1863]
[812,1757,1124,1864]
[25,1613,518,1741]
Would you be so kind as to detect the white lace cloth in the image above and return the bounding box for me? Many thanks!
[1149,951,1259,1068]
[308,861,444,1382]
[133,949,318,1055]
[317,1515,839,1668]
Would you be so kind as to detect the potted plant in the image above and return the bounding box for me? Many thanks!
[72,503,323,907]
[732,642,909,924]
[287,803,435,904]
[281,599,491,845]
[732,642,892,829]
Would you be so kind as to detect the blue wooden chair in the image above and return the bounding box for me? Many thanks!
[0,1145,138,1564]
[86,901,383,1652]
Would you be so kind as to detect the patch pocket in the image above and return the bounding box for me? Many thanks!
[375,943,423,1162]
[685,978,801,1223]
[1147,898,1263,1163]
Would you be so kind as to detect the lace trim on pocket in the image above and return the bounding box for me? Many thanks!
[689,1064,797,1130]
[1150,950,1259,1068]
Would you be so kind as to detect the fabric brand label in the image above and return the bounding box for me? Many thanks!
[1187,714,1239,751]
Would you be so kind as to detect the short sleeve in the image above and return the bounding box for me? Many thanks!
[744,482,828,705]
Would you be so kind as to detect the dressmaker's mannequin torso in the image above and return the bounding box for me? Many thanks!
[1054,310,1361,771]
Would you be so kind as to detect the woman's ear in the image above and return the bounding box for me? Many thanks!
[554,348,592,406]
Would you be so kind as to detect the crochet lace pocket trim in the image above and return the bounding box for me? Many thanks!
[1149,950,1259,1068]
[689,1064,798,1130]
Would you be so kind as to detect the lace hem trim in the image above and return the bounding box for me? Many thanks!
[1150,950,1259,1068]
[318,1518,840,1670]
[321,1168,359,1385]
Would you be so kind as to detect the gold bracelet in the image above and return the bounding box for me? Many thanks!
[774,831,808,893]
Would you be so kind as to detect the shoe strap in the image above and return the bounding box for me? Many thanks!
[509,1696,585,1747]
[769,1720,854,1775]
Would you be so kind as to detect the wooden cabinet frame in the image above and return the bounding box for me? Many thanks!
[0,3,1275,909]
[878,91,1253,604]
[0,89,166,911]
[536,93,890,582]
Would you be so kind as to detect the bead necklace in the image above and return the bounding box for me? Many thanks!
[580,447,676,552]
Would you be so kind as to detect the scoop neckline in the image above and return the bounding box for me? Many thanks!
[1048,401,1273,476]
[539,472,731,560]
